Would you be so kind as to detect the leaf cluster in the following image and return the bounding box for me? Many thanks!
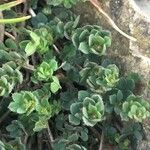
[0,1,149,150]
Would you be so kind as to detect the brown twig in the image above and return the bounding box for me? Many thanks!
[89,0,137,41]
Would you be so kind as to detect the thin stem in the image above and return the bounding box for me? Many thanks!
[58,61,66,69]
[23,64,35,71]
[53,44,60,54]
[0,110,10,125]
[99,131,104,150]
[47,122,54,142]
[4,31,16,40]
[29,8,36,17]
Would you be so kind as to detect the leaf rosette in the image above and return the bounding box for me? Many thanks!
[80,62,119,93]
[69,91,104,126]
[72,25,111,55]
[121,95,150,122]
[82,94,104,126]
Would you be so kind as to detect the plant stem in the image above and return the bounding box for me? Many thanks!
[23,61,35,71]
[99,131,104,150]
[0,110,10,125]
[4,31,16,40]
[47,122,54,142]
[53,44,60,54]
[29,8,36,17]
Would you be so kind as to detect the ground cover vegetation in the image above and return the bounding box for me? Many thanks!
[0,0,149,150]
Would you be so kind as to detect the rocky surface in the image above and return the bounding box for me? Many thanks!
[73,0,150,149]
[0,11,4,42]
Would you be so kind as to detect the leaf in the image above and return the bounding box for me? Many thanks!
[69,114,80,125]
[104,36,111,47]
[70,102,82,115]
[78,42,90,54]
[68,133,79,142]
[73,15,80,28]
[25,42,38,56]
[29,31,40,44]
[109,94,117,104]
[31,13,48,27]
[117,90,123,101]
[80,130,88,141]
[49,59,58,71]
[34,118,48,132]
[5,38,18,49]
[78,90,90,101]
[50,76,61,93]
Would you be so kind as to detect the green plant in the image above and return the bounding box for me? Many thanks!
[0,62,23,96]
[34,59,57,81]
[82,94,104,126]
[8,91,38,115]
[121,95,150,122]
[47,0,88,8]
[0,0,149,150]
[80,62,119,93]
[69,91,104,126]
[24,27,53,56]
[72,25,111,55]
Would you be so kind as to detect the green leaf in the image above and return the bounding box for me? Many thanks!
[50,76,61,93]
[80,130,88,141]
[117,90,123,101]
[25,42,37,57]
[68,133,79,142]
[69,114,80,125]
[109,94,117,104]
[5,38,18,49]
[34,118,48,132]
[78,42,90,54]
[78,90,90,101]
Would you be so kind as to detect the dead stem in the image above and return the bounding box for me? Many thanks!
[4,31,16,40]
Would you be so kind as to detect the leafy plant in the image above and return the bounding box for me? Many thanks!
[0,62,23,96]
[0,0,149,150]
[24,27,53,56]
[82,94,104,126]
[8,91,38,115]
[72,25,111,55]
[80,62,119,93]
[47,0,88,8]
[34,59,58,81]
[121,95,150,122]
[69,91,104,126]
